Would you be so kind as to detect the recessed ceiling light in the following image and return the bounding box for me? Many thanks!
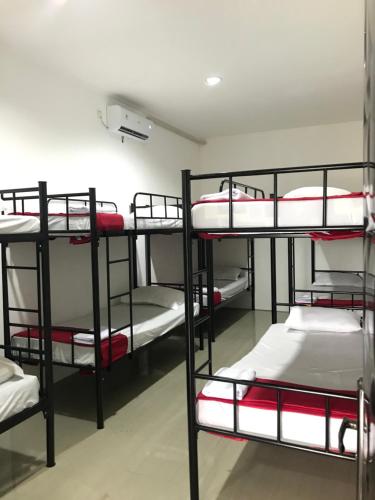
[205,76,222,87]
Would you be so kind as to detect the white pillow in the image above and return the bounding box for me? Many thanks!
[200,188,254,202]
[0,357,24,384]
[313,272,363,288]
[214,266,242,281]
[283,186,351,199]
[121,285,185,310]
[285,306,362,333]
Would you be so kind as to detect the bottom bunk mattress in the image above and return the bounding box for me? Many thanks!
[12,302,199,367]
[197,323,363,453]
[0,374,39,423]
[199,274,249,307]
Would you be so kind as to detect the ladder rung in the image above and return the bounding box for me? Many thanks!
[109,258,130,264]
[9,307,39,314]
[6,265,37,271]
[194,315,210,328]
[110,291,130,300]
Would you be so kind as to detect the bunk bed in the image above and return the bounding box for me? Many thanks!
[287,239,364,310]
[0,182,54,467]
[181,162,366,500]
[7,188,197,429]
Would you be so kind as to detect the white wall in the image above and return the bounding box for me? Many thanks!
[0,45,199,341]
[198,122,363,310]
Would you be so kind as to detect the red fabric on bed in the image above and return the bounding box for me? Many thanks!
[13,328,128,368]
[309,230,364,241]
[13,212,125,232]
[213,291,222,305]
[314,298,364,307]
[197,378,357,419]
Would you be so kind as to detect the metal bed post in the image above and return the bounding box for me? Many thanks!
[1,243,11,358]
[182,169,200,500]
[206,239,215,346]
[270,238,277,323]
[288,238,294,306]
[197,238,205,350]
[311,240,316,284]
[128,233,134,356]
[38,181,55,467]
[89,187,104,429]
[105,237,113,369]
[250,238,255,310]
[132,236,138,289]
[145,233,152,286]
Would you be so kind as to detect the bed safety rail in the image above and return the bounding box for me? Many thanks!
[130,191,182,234]
[194,368,359,460]
[184,162,365,234]
[219,179,266,199]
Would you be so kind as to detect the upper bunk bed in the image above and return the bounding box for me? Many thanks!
[1,187,183,238]
[183,162,365,238]
[0,182,49,242]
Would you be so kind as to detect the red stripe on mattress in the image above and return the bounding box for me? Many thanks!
[197,378,357,419]
[309,230,364,241]
[193,192,364,206]
[315,298,364,307]
[213,291,222,305]
[13,328,128,368]
[13,212,125,232]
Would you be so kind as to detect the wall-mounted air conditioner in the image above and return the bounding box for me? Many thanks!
[106,104,153,142]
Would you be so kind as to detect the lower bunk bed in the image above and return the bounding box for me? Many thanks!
[196,307,363,456]
[294,270,364,309]
[197,267,250,307]
[0,357,40,425]
[11,297,199,368]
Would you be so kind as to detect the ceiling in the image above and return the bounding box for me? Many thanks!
[0,0,364,141]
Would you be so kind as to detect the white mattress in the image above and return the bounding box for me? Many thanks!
[12,302,199,366]
[124,205,182,230]
[0,374,39,423]
[200,275,249,307]
[192,196,363,229]
[216,275,249,301]
[197,323,363,452]
[124,214,183,230]
[0,215,40,234]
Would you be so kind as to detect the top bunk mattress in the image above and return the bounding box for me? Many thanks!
[0,215,40,234]
[192,193,364,230]
[226,323,363,391]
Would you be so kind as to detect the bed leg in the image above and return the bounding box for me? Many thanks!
[188,429,200,500]
[198,326,204,350]
[46,407,55,467]
[95,368,104,430]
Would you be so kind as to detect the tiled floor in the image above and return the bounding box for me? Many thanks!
[0,310,356,499]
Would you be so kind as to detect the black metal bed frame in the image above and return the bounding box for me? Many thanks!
[0,182,54,467]
[182,162,365,500]
[3,187,187,429]
[273,239,365,319]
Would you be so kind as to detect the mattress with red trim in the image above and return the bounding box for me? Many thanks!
[192,192,364,237]
[196,322,362,451]
[12,328,128,368]
[13,211,125,232]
